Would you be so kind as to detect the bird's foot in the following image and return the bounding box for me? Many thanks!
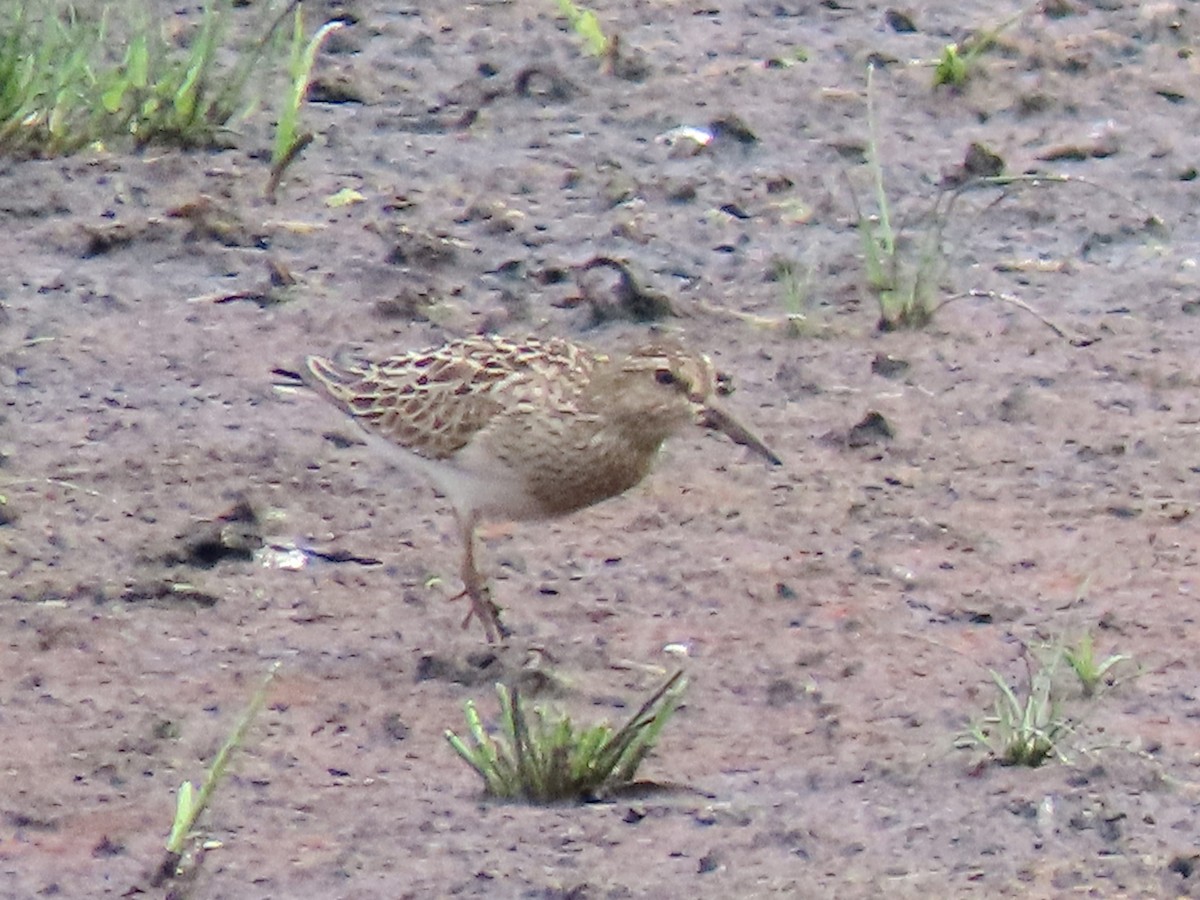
[449,585,510,644]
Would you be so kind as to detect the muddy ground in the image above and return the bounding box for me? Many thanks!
[3,0,1200,897]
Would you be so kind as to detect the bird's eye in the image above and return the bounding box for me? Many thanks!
[655,369,676,386]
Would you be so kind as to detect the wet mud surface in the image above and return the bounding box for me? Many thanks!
[3,1,1200,897]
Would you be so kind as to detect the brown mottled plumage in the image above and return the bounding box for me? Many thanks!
[304,334,779,642]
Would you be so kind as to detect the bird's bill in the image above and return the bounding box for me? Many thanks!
[700,404,782,466]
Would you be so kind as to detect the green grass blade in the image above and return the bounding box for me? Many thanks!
[166,781,197,853]
[164,661,279,852]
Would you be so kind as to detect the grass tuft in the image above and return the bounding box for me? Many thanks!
[1064,632,1132,698]
[967,659,1069,767]
[0,1,297,158]
[962,632,1135,768]
[446,670,687,802]
[772,256,820,337]
[855,64,942,330]
[852,66,1162,337]
[930,8,1026,91]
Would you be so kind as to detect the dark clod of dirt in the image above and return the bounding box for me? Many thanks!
[1038,132,1120,162]
[368,221,459,269]
[603,34,651,82]
[697,849,724,874]
[415,651,502,685]
[828,139,868,163]
[884,8,918,33]
[942,142,1006,187]
[846,411,895,448]
[166,196,263,247]
[91,835,124,858]
[148,850,182,889]
[121,580,220,608]
[373,287,436,322]
[870,353,910,379]
[267,257,298,288]
[307,74,366,105]
[864,52,900,70]
[174,525,257,567]
[534,884,592,900]
[996,386,1031,423]
[165,499,263,569]
[1041,0,1083,18]
[80,221,159,257]
[151,719,181,740]
[710,114,758,146]
[568,256,678,327]
[514,65,577,103]
[321,429,362,450]
[963,142,1005,177]
[1168,855,1198,879]
[381,713,410,741]
[6,811,58,832]
[765,678,798,707]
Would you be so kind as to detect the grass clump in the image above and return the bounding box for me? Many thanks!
[855,64,942,330]
[1064,632,1131,698]
[962,633,1135,767]
[852,64,1161,337]
[931,9,1026,90]
[932,43,969,90]
[967,658,1068,767]
[0,0,300,158]
[446,670,687,802]
[773,257,817,337]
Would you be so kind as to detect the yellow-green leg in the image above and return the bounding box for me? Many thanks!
[455,514,507,643]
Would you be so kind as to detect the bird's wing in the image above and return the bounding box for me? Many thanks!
[305,336,597,460]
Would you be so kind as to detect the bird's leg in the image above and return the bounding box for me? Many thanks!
[453,514,508,643]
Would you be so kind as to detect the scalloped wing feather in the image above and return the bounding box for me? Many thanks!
[305,336,600,460]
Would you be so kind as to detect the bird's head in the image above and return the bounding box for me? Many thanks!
[614,344,781,465]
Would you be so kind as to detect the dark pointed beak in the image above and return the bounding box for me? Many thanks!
[700,403,782,466]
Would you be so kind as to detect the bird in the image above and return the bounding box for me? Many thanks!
[300,334,780,642]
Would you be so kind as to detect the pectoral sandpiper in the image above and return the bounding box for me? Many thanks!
[302,334,779,642]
